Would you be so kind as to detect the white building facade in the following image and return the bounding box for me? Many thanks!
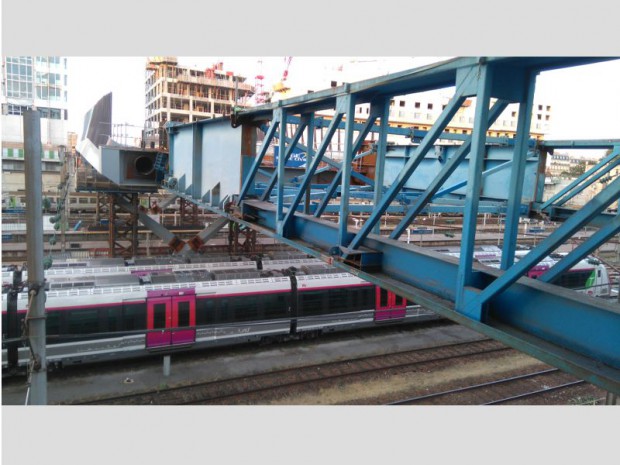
[1,56,70,195]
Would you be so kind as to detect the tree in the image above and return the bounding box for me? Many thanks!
[561,161,586,178]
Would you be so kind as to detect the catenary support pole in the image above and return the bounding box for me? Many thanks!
[23,109,47,405]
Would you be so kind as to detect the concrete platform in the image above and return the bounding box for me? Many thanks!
[2,322,484,405]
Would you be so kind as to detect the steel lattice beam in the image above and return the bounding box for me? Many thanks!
[165,57,620,395]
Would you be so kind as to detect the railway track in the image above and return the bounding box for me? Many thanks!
[73,338,513,405]
[389,368,589,405]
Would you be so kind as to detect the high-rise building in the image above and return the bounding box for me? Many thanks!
[143,57,254,147]
[1,56,70,198]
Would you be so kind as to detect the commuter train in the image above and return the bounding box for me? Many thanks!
[431,245,611,297]
[2,255,437,370]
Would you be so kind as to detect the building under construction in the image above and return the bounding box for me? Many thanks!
[143,57,254,147]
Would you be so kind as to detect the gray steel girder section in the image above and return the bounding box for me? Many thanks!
[115,196,184,251]
[181,216,229,253]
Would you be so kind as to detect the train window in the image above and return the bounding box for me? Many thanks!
[198,299,216,325]
[262,293,288,319]
[328,289,349,313]
[556,270,592,290]
[153,303,166,329]
[362,288,374,309]
[217,298,231,322]
[177,301,190,327]
[343,288,364,313]
[122,304,146,331]
[348,288,360,311]
[232,296,259,321]
[300,291,326,316]
[379,288,389,307]
[106,307,121,333]
[67,309,100,335]
[46,312,60,336]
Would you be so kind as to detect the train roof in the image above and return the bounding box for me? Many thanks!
[10,272,364,305]
[2,256,346,293]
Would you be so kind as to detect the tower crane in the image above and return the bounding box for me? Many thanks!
[272,56,293,94]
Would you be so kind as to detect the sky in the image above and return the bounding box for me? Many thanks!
[4,0,619,459]
[67,56,620,157]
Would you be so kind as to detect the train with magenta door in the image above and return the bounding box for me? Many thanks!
[2,255,436,371]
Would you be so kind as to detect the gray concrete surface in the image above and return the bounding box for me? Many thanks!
[2,323,485,405]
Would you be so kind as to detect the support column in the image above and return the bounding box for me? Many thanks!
[501,71,537,269]
[276,109,287,235]
[23,109,47,405]
[455,64,493,317]
[108,194,115,257]
[338,95,356,247]
[304,114,315,214]
[373,98,390,235]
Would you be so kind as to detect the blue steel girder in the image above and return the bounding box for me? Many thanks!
[344,65,479,253]
[455,62,494,313]
[389,99,510,239]
[540,212,620,284]
[268,128,374,186]
[280,113,527,148]
[239,198,620,394]
[236,58,613,125]
[539,145,620,211]
[315,98,388,218]
[228,57,620,393]
[279,107,344,235]
[545,206,618,229]
[237,115,280,203]
[467,175,620,313]
[260,115,308,201]
[501,70,537,270]
[149,57,620,393]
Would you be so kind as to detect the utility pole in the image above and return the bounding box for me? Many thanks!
[59,145,67,253]
[23,110,47,405]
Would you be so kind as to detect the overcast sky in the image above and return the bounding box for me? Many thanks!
[67,56,620,155]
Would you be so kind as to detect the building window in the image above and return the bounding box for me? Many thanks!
[399,101,405,107]
[5,56,33,99]
[330,81,337,87]
[427,103,433,110]
[546,105,551,111]
[538,104,543,111]
[414,102,420,109]
[511,111,517,117]
[5,104,30,115]
[38,107,62,120]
